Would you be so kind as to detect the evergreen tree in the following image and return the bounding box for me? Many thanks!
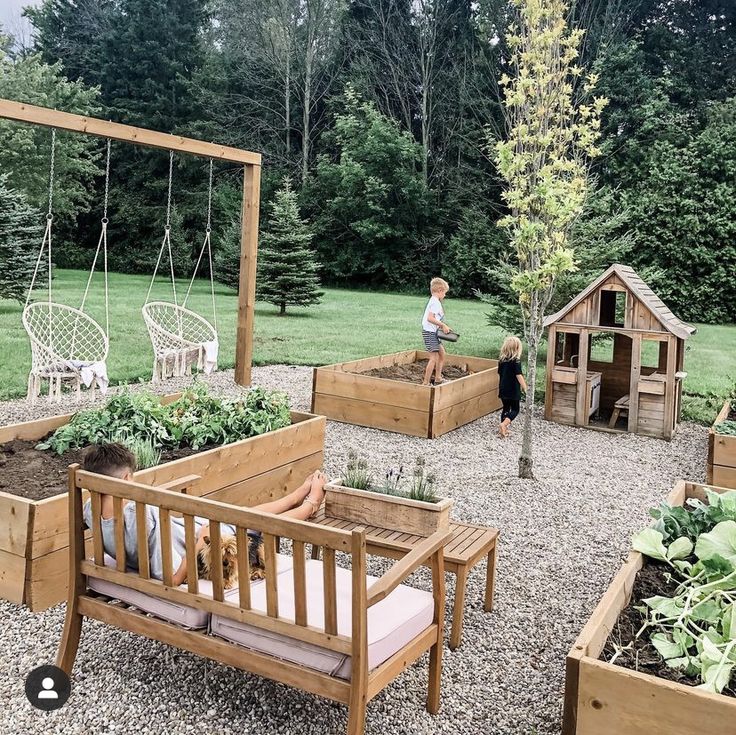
[0,176,43,303]
[257,180,323,315]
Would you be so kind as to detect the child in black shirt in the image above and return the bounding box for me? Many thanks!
[497,335,528,438]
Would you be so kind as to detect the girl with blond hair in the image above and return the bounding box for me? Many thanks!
[497,335,528,438]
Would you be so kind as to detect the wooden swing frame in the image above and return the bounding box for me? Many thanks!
[0,97,260,386]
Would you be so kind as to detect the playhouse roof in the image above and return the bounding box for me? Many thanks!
[543,264,697,340]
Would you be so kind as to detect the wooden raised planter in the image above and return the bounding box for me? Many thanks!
[0,405,325,611]
[707,400,736,489]
[563,480,736,735]
[325,481,453,536]
[312,349,502,438]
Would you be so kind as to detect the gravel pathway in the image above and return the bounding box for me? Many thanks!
[0,366,708,735]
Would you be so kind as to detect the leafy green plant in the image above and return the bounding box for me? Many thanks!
[408,457,438,503]
[343,450,372,490]
[36,384,291,454]
[621,489,736,694]
[715,420,736,437]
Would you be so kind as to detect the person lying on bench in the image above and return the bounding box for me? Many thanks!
[81,442,326,589]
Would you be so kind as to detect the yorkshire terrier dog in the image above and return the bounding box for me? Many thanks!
[197,530,266,588]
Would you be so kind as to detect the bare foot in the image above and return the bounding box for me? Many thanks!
[307,471,326,510]
[295,473,316,502]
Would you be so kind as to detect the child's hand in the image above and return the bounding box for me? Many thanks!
[441,324,451,334]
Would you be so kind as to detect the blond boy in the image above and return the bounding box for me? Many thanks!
[421,277,452,385]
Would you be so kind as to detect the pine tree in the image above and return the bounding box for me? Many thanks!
[0,176,43,303]
[257,180,323,315]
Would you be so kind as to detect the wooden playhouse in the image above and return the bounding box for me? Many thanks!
[543,264,695,440]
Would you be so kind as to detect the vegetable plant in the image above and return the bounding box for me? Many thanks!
[37,384,291,455]
[622,489,736,694]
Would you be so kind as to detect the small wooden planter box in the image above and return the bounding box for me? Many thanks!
[563,480,736,735]
[708,400,736,489]
[325,482,453,536]
[0,404,325,611]
[312,350,502,438]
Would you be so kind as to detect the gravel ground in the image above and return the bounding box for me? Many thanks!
[0,366,708,735]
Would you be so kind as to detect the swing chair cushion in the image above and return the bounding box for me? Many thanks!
[23,302,109,375]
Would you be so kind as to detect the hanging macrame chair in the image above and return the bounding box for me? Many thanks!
[23,132,111,403]
[142,154,218,383]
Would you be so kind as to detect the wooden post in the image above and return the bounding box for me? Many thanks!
[663,335,677,438]
[347,529,368,734]
[544,326,557,420]
[628,334,641,433]
[574,330,590,426]
[56,465,84,674]
[235,163,262,386]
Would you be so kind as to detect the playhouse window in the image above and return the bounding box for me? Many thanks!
[599,290,627,327]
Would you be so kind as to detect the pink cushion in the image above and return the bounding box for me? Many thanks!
[210,559,434,679]
[86,554,294,630]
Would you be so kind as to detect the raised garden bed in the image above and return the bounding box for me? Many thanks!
[563,481,736,735]
[311,349,502,438]
[0,395,325,611]
[708,399,736,489]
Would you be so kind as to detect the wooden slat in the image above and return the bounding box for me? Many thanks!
[431,390,502,438]
[628,333,641,432]
[90,492,104,566]
[159,508,173,587]
[236,527,251,609]
[575,330,590,425]
[135,501,150,580]
[323,547,338,636]
[293,540,307,627]
[314,369,431,411]
[184,514,198,594]
[0,492,32,556]
[209,521,224,601]
[264,532,278,618]
[0,98,261,165]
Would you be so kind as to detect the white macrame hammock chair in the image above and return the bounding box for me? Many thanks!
[142,154,218,383]
[23,132,111,403]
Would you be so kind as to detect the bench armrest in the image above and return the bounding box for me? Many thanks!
[366,529,451,607]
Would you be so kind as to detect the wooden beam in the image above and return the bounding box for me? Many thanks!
[234,163,261,386]
[0,98,261,165]
[663,335,677,437]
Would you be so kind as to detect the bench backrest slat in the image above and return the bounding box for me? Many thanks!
[323,547,338,636]
[91,492,104,566]
[159,507,174,587]
[293,540,307,627]
[264,532,279,617]
[112,496,126,572]
[184,513,198,594]
[136,501,151,579]
[235,527,251,609]
[209,521,225,601]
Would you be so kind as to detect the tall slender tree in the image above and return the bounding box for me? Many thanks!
[494,0,606,479]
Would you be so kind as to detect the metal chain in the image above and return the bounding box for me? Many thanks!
[47,129,56,219]
[206,159,213,232]
[102,139,111,222]
[166,150,174,229]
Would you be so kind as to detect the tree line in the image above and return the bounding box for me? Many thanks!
[0,0,734,323]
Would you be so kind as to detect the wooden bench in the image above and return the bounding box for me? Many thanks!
[312,512,499,650]
[609,394,630,428]
[57,465,450,735]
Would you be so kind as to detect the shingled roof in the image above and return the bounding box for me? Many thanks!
[543,264,697,340]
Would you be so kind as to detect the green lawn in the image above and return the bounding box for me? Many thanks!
[1,269,733,423]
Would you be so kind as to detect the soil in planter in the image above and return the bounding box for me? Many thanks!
[0,440,205,501]
[600,560,736,697]
[359,359,469,383]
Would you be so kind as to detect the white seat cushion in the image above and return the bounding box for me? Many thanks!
[86,554,294,630]
[210,559,434,679]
